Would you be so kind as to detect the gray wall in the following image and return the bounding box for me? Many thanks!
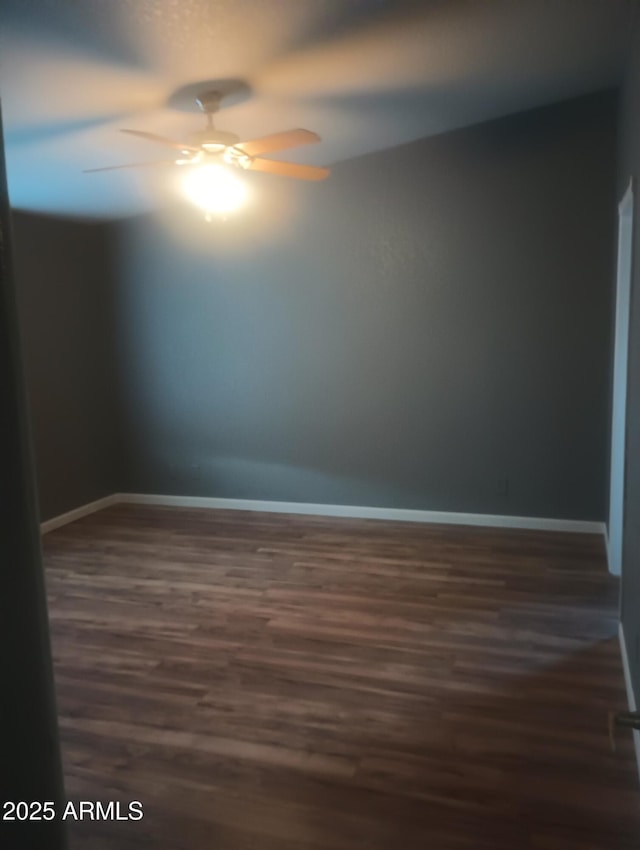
[619,11,640,702]
[14,212,121,521]
[115,91,617,520]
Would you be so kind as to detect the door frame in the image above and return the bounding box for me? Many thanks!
[608,179,634,576]
[0,102,68,848]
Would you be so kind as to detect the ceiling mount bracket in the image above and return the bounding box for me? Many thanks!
[196,91,223,117]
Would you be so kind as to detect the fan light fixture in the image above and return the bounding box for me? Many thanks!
[182,164,247,218]
[83,88,330,219]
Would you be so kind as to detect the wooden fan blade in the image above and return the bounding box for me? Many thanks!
[83,160,178,173]
[120,129,199,152]
[237,129,320,158]
[248,158,330,181]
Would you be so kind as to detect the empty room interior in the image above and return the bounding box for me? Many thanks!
[4,0,640,847]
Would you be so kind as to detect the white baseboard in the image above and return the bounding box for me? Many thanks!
[41,491,605,536]
[116,492,604,535]
[618,622,640,782]
[40,494,119,534]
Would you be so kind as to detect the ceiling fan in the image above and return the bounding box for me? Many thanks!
[84,90,330,183]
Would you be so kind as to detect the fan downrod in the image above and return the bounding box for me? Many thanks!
[195,91,223,126]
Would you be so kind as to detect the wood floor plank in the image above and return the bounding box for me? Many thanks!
[43,505,640,849]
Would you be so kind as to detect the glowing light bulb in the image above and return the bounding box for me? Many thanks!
[182,164,247,216]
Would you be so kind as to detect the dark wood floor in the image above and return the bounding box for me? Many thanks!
[43,504,640,849]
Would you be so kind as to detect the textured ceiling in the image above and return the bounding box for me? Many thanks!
[0,0,634,218]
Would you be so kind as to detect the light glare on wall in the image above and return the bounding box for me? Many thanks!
[181,164,247,217]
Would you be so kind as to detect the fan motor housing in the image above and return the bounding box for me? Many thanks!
[190,129,240,149]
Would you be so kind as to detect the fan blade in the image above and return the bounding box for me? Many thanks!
[248,158,330,181]
[83,160,178,173]
[120,129,199,152]
[237,129,320,158]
